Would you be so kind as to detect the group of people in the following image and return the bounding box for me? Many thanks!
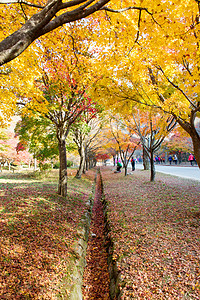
[168,154,178,165]
[155,156,161,164]
[115,157,136,173]
[114,153,197,173]
[168,153,196,166]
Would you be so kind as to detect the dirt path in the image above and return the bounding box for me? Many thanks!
[82,171,111,300]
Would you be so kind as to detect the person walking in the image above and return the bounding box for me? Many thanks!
[131,157,135,171]
[188,153,194,166]
[173,154,178,165]
[168,155,172,165]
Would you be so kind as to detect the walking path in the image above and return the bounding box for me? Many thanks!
[82,171,111,300]
[135,163,200,181]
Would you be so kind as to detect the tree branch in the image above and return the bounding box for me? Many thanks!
[0,0,43,8]
[156,65,197,109]
[0,0,110,66]
[101,6,149,14]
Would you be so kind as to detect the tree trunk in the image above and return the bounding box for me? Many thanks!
[124,165,128,176]
[143,146,150,170]
[150,151,156,182]
[113,155,116,166]
[58,138,68,197]
[85,158,89,171]
[83,163,86,174]
[89,159,92,169]
[177,151,182,164]
[190,130,200,168]
[176,116,200,168]
[165,151,168,164]
[34,157,37,171]
[85,149,89,171]
[76,144,85,179]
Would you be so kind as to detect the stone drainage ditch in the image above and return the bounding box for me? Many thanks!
[68,168,120,300]
[82,170,111,299]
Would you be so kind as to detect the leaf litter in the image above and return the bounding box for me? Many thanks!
[0,169,95,299]
[100,166,200,299]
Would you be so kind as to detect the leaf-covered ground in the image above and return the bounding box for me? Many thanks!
[0,169,95,299]
[1,166,199,299]
[82,171,110,300]
[100,166,200,299]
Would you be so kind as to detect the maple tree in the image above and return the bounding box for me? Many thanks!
[93,122,119,166]
[4,17,105,197]
[72,114,102,178]
[20,55,99,196]
[96,83,176,179]
[0,129,31,171]
[28,80,94,195]
[15,114,59,163]
[92,0,200,168]
[162,128,194,163]
[0,0,161,66]
[110,117,139,176]
[95,152,110,164]
[83,115,107,170]
[127,108,176,181]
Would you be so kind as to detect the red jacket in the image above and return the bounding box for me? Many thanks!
[188,154,194,161]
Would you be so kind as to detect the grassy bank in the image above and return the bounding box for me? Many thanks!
[0,168,96,299]
[101,166,200,299]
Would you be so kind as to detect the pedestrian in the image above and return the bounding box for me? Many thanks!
[188,153,194,166]
[168,155,172,165]
[131,157,135,171]
[155,156,159,164]
[173,154,178,165]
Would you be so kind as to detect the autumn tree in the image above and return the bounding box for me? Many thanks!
[0,129,9,171]
[110,117,139,176]
[0,0,162,66]
[0,129,31,171]
[94,123,119,166]
[3,16,104,196]
[25,68,96,195]
[92,0,200,167]
[72,105,102,178]
[162,128,194,164]
[15,114,59,165]
[95,152,110,165]
[132,110,176,181]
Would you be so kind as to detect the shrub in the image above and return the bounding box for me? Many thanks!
[53,160,73,169]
